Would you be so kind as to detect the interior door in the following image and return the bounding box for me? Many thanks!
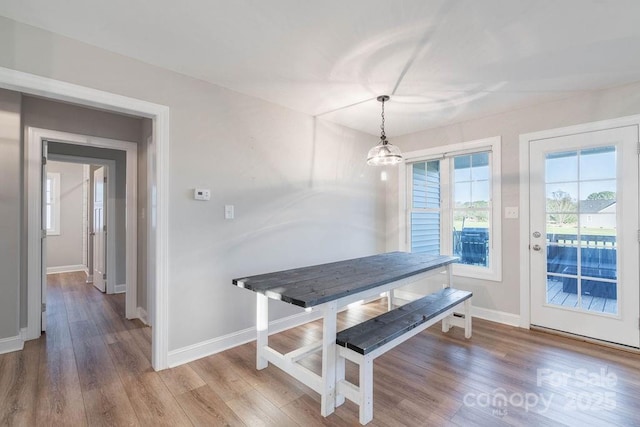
[529,126,639,347]
[92,166,107,292]
[41,140,48,331]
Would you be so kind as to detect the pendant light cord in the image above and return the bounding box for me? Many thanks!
[380,98,387,144]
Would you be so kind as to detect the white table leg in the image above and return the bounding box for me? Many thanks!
[387,290,394,311]
[256,293,269,370]
[320,300,338,417]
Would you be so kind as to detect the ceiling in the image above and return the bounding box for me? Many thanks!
[2,0,640,137]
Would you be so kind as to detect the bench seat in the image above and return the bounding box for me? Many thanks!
[335,287,472,424]
[337,287,472,355]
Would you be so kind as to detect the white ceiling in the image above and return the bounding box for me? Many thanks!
[3,0,640,137]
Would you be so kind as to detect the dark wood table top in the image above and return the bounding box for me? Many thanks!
[232,252,458,308]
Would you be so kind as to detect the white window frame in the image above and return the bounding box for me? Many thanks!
[399,136,502,281]
[46,172,61,236]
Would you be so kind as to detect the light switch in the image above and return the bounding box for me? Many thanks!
[505,206,519,219]
[194,188,211,201]
[225,205,234,219]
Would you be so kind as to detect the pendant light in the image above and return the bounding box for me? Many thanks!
[366,95,403,166]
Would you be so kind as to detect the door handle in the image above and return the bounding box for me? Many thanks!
[532,244,542,251]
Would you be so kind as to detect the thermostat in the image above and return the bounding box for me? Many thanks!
[194,188,211,201]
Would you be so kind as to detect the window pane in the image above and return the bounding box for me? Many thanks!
[579,180,616,209]
[411,212,440,254]
[546,183,578,214]
[454,155,471,182]
[454,182,471,207]
[546,151,578,183]
[580,147,616,180]
[471,180,490,207]
[46,206,52,229]
[412,161,440,209]
[457,222,489,267]
[471,153,489,181]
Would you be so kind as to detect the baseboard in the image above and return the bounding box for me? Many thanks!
[471,305,520,327]
[47,264,87,274]
[0,328,27,355]
[394,289,520,327]
[114,284,126,294]
[137,307,149,326]
[167,310,323,368]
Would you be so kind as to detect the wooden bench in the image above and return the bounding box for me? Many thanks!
[335,287,473,424]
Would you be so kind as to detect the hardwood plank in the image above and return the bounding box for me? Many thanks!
[36,346,87,426]
[107,336,154,381]
[121,372,192,426]
[73,337,122,391]
[280,394,347,426]
[83,380,141,427]
[158,364,206,397]
[226,388,298,427]
[175,384,245,426]
[189,354,253,402]
[0,340,40,427]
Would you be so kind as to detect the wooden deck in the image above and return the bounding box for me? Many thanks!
[546,278,618,314]
[2,272,640,425]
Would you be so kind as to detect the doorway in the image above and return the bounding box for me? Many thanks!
[521,120,640,347]
[28,128,139,338]
[4,66,169,369]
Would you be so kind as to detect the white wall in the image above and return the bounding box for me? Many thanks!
[0,17,386,350]
[387,80,640,316]
[46,161,85,270]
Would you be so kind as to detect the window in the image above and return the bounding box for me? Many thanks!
[403,137,502,281]
[45,172,60,235]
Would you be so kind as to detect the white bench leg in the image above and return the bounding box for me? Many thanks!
[387,290,394,311]
[336,352,346,407]
[464,299,472,339]
[256,293,269,370]
[442,315,451,333]
[359,356,374,425]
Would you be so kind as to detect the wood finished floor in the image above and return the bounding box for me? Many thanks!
[1,272,640,426]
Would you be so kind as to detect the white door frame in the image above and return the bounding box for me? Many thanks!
[519,115,640,329]
[0,66,170,370]
[47,153,118,295]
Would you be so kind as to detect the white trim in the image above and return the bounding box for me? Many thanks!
[399,136,502,282]
[47,153,117,296]
[114,284,127,294]
[394,289,520,326]
[46,264,87,274]
[82,165,89,269]
[518,114,640,330]
[167,310,323,368]
[0,66,170,370]
[137,307,150,326]
[0,329,27,355]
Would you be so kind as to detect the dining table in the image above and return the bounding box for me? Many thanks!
[232,251,458,417]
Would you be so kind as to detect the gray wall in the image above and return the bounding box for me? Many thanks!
[46,160,85,269]
[387,79,640,316]
[1,17,386,349]
[0,88,21,339]
[47,143,127,286]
